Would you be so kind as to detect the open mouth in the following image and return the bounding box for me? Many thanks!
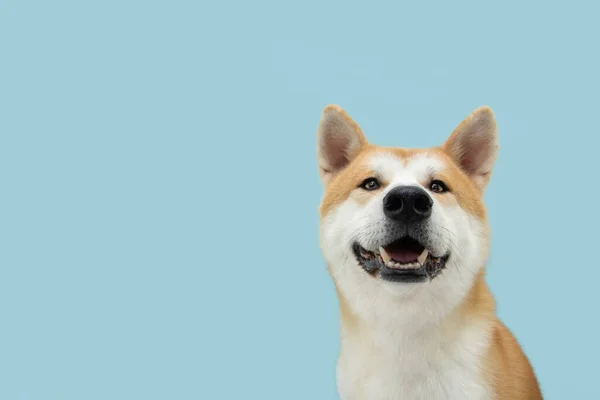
[352,237,449,283]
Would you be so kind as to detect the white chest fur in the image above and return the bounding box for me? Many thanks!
[336,318,493,400]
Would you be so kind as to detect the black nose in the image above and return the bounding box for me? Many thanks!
[383,186,433,223]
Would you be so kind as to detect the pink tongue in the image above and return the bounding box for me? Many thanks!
[387,249,420,263]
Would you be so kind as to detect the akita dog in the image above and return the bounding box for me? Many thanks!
[316,105,542,400]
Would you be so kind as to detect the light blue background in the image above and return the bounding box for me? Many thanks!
[1,0,598,398]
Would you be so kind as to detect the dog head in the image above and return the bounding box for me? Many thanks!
[317,105,498,318]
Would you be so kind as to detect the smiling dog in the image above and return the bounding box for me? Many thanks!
[316,105,542,399]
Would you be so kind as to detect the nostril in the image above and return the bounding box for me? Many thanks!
[414,196,432,214]
[385,196,403,212]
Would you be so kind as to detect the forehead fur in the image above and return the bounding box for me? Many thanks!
[319,145,487,220]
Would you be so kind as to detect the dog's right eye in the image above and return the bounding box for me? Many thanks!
[360,178,380,191]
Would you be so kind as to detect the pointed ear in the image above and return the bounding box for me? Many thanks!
[316,105,368,184]
[444,106,498,191]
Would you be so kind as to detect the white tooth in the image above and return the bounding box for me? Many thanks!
[379,247,392,263]
[417,249,429,265]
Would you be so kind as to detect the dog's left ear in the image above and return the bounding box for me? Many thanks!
[444,106,498,191]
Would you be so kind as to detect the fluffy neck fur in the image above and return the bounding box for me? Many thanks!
[334,270,497,399]
[336,268,495,345]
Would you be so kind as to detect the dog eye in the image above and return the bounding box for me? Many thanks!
[430,180,448,193]
[360,178,380,191]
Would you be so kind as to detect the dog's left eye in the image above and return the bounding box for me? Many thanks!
[360,178,380,191]
[430,180,449,193]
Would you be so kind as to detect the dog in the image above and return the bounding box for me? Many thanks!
[316,105,542,400]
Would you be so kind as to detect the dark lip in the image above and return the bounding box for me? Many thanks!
[380,266,429,283]
[352,241,450,283]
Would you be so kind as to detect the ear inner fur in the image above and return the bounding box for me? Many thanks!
[444,106,499,191]
[316,105,368,184]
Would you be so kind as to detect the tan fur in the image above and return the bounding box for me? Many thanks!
[484,321,543,399]
[462,271,543,399]
[317,105,542,399]
[320,146,486,220]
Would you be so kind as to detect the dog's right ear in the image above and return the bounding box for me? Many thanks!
[316,105,368,185]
